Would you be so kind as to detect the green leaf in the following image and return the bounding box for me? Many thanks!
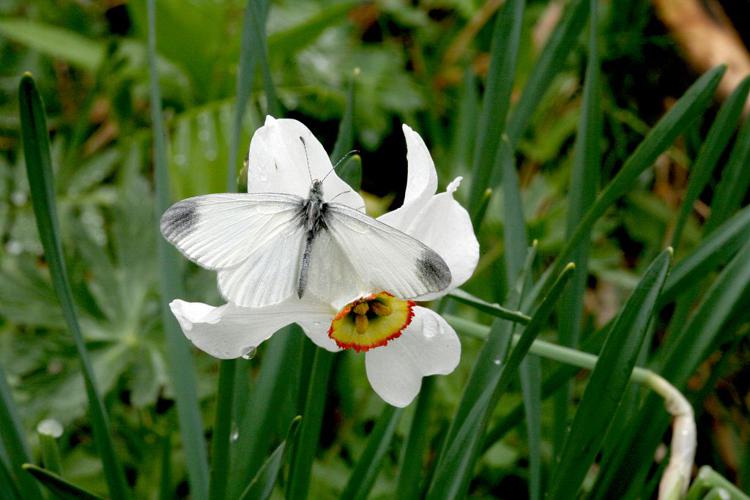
[209,359,237,500]
[239,416,302,500]
[467,0,525,213]
[685,466,750,500]
[228,0,273,190]
[286,348,334,499]
[19,73,130,500]
[505,0,589,147]
[447,289,531,324]
[331,69,358,164]
[23,464,103,500]
[548,248,672,499]
[672,76,750,249]
[427,264,575,499]
[147,1,210,497]
[519,355,541,500]
[394,377,436,499]
[0,360,41,499]
[159,435,173,500]
[341,405,403,500]
[500,141,528,284]
[533,65,726,303]
[37,420,64,475]
[0,456,22,500]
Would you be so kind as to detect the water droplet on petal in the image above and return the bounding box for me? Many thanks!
[241,346,257,360]
[230,421,239,442]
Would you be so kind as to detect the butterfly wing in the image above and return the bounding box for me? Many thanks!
[304,203,452,303]
[160,193,306,307]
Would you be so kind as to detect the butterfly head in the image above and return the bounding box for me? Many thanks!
[310,179,324,200]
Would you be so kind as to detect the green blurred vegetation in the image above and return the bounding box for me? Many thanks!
[1,0,750,498]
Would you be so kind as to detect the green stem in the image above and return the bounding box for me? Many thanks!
[209,359,237,500]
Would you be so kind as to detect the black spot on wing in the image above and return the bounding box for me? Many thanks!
[160,199,199,241]
[417,249,452,292]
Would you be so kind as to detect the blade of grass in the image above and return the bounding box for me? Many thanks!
[500,140,529,283]
[147,1,210,497]
[394,376,436,498]
[228,0,273,190]
[519,355,542,500]
[19,73,129,500]
[0,360,41,499]
[592,237,750,497]
[209,359,237,500]
[556,0,601,453]
[504,0,589,148]
[672,76,750,249]
[37,420,64,475]
[466,0,525,214]
[286,349,334,500]
[341,405,403,500]
[22,464,103,500]
[239,417,302,500]
[532,65,726,304]
[427,264,575,499]
[548,248,672,499]
[705,98,750,234]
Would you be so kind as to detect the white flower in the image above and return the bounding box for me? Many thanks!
[170,117,479,407]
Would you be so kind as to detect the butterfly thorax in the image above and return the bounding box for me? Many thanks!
[301,180,327,234]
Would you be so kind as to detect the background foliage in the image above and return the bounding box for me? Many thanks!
[1,0,750,498]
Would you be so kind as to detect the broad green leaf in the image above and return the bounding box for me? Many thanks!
[548,248,672,499]
[672,76,750,249]
[147,1,209,497]
[467,0,525,213]
[19,74,130,500]
[341,405,402,500]
[239,417,302,500]
[22,464,103,500]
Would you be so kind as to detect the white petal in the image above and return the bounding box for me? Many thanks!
[365,307,461,407]
[169,298,334,359]
[379,176,479,297]
[247,116,364,210]
[298,318,341,352]
[402,124,438,206]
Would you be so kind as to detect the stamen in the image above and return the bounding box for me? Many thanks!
[355,314,369,334]
[370,301,391,317]
[353,302,369,315]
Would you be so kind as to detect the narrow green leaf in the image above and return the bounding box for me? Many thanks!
[661,203,750,304]
[533,65,726,302]
[593,237,750,497]
[209,359,237,500]
[37,420,64,475]
[685,466,750,500]
[505,0,589,147]
[672,76,750,249]
[147,1,210,496]
[22,464,103,500]
[548,248,672,499]
[286,348,334,500]
[341,405,403,500]
[555,0,601,456]
[229,328,304,499]
[500,141,528,283]
[331,69,358,163]
[0,456,22,500]
[0,360,41,499]
[427,264,575,499]
[467,0,525,213]
[19,73,129,500]
[705,90,750,233]
[395,377,436,499]
[519,355,542,500]
[159,435,173,500]
[228,0,273,190]
[239,417,302,500]
[447,289,531,324]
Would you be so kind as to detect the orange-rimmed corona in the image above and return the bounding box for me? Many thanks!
[328,292,415,352]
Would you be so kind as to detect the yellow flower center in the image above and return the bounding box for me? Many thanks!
[328,292,414,352]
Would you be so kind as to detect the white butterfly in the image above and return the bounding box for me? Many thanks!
[160,138,451,309]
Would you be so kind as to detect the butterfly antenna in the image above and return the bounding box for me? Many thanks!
[300,136,313,183]
[322,149,359,183]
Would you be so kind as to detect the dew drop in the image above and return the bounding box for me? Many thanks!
[241,346,257,360]
[492,359,501,366]
[230,421,239,442]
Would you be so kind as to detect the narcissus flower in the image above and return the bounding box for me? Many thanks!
[169,117,479,407]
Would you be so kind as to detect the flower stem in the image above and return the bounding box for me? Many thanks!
[446,315,696,499]
[208,359,237,500]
